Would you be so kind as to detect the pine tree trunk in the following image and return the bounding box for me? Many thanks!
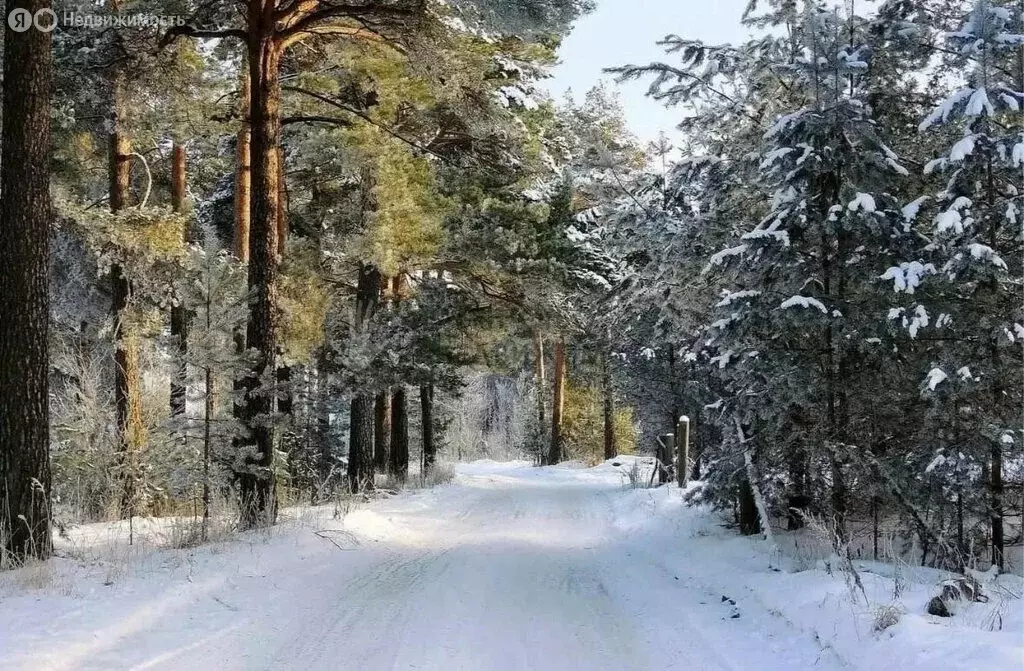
[346,387,372,490]
[277,363,292,416]
[275,145,288,256]
[169,143,188,418]
[374,392,391,474]
[421,383,435,474]
[230,58,252,510]
[548,337,566,465]
[235,64,251,262]
[738,477,759,536]
[390,386,409,482]
[202,273,214,541]
[0,0,53,560]
[787,431,809,530]
[109,127,135,518]
[348,395,374,493]
[345,264,381,492]
[202,365,212,541]
[237,30,283,529]
[316,349,332,488]
[675,417,689,488]
[273,143,291,424]
[690,411,702,480]
[991,439,1004,571]
[122,330,147,522]
[602,353,615,461]
[533,330,546,458]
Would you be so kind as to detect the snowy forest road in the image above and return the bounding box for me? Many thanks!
[1,461,846,671]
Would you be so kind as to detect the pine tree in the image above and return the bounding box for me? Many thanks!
[907,0,1024,569]
[0,0,54,562]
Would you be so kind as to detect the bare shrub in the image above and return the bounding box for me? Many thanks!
[416,463,456,489]
[871,603,905,632]
[805,512,869,605]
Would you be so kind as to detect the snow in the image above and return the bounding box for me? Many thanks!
[907,305,930,339]
[880,262,936,294]
[848,192,877,213]
[715,289,760,307]
[968,243,1008,269]
[902,196,929,224]
[965,88,994,118]
[926,367,948,391]
[780,295,828,313]
[925,453,946,473]
[703,244,748,272]
[920,88,973,130]
[949,134,976,162]
[936,209,965,234]
[1012,141,1024,167]
[497,85,538,110]
[0,461,1020,671]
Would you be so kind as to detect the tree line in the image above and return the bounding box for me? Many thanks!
[1,0,1020,577]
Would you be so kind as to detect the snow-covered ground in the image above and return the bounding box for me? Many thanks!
[0,458,1020,670]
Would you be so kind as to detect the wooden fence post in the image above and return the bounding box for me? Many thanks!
[676,416,689,488]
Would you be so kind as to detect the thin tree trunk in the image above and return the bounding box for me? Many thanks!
[122,331,146,524]
[316,349,332,489]
[374,392,391,474]
[421,383,435,474]
[169,143,188,418]
[533,330,546,458]
[676,417,689,488]
[787,430,809,530]
[548,337,566,465]
[202,267,214,541]
[202,365,212,541]
[109,126,135,518]
[235,64,251,262]
[991,437,1004,571]
[602,353,615,461]
[388,273,409,482]
[872,497,879,561]
[0,0,53,560]
[390,386,409,482]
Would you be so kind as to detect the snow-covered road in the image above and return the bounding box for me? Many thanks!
[1,460,1019,670]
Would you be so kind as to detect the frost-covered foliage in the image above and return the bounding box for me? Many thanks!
[601,0,1022,571]
[441,373,538,462]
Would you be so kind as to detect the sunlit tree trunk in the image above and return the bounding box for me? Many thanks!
[109,118,134,518]
[548,337,566,465]
[237,20,283,527]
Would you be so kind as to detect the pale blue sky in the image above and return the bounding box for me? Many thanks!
[549,0,751,143]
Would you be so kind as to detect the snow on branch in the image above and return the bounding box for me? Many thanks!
[779,295,827,313]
